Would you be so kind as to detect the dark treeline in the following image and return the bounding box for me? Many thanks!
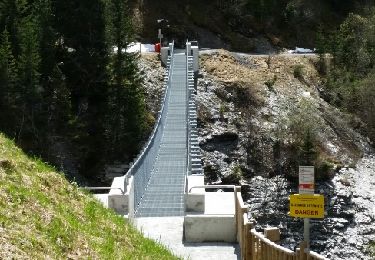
[221,0,375,47]
[0,0,150,181]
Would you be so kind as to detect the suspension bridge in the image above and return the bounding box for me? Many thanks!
[93,42,327,260]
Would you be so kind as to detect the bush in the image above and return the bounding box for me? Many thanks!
[315,160,335,181]
[265,75,277,92]
[293,65,304,79]
[221,164,242,185]
[219,103,228,120]
[204,164,219,183]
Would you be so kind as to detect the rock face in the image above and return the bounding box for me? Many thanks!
[138,53,167,117]
[195,50,375,259]
[138,51,375,259]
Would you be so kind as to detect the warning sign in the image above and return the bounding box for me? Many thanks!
[299,166,314,194]
[289,194,324,219]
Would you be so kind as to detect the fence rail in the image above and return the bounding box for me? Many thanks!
[235,188,328,260]
[186,42,203,176]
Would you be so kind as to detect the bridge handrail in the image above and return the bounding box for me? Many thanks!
[186,42,191,177]
[124,41,175,210]
[185,41,203,176]
[188,185,237,193]
[84,187,125,194]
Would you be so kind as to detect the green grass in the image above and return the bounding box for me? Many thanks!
[0,133,179,259]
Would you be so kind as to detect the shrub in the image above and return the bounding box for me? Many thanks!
[293,65,304,79]
[315,160,335,181]
[219,103,228,120]
[204,164,219,183]
[221,164,242,185]
[265,75,277,92]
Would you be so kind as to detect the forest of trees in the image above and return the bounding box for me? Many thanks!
[220,0,375,47]
[0,0,150,181]
[1,0,375,184]
[316,8,375,143]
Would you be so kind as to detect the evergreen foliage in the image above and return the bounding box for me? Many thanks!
[241,0,374,47]
[104,0,148,161]
[0,0,148,180]
[318,9,375,143]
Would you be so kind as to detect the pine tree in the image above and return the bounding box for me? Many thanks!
[300,129,317,165]
[54,0,109,175]
[0,29,19,136]
[16,15,42,147]
[104,0,148,160]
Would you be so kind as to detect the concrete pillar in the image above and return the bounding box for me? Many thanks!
[186,42,191,57]
[107,175,134,217]
[108,176,127,215]
[160,47,169,67]
[191,46,199,72]
[127,176,135,219]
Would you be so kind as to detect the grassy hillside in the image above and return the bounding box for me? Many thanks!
[0,133,178,259]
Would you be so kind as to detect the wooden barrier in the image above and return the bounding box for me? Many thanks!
[235,187,328,260]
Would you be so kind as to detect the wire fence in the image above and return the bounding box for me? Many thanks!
[186,44,203,176]
[125,42,175,214]
[124,41,202,216]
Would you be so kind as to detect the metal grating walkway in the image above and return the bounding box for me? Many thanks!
[135,53,187,217]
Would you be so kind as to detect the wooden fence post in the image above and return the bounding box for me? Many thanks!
[245,222,253,260]
[299,241,307,260]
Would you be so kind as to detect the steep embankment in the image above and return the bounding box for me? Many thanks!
[196,50,375,259]
[138,50,375,259]
[0,134,177,259]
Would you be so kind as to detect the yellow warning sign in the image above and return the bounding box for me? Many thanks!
[289,194,324,219]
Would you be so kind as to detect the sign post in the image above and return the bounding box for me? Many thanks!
[289,166,325,254]
[299,166,314,250]
[158,29,163,46]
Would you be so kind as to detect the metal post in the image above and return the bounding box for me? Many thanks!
[299,165,314,252]
[304,218,310,249]
[158,28,162,47]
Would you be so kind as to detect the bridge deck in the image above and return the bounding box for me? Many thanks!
[136,53,187,217]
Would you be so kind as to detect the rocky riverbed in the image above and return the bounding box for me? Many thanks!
[243,158,375,260]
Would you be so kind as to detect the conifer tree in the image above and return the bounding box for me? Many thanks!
[0,29,19,136]
[54,0,109,175]
[104,0,148,160]
[17,15,42,147]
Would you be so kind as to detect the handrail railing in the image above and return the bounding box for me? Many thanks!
[84,187,125,194]
[186,42,192,177]
[189,185,236,193]
[125,41,175,215]
[185,41,202,176]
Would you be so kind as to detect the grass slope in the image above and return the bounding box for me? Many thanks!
[0,133,178,259]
